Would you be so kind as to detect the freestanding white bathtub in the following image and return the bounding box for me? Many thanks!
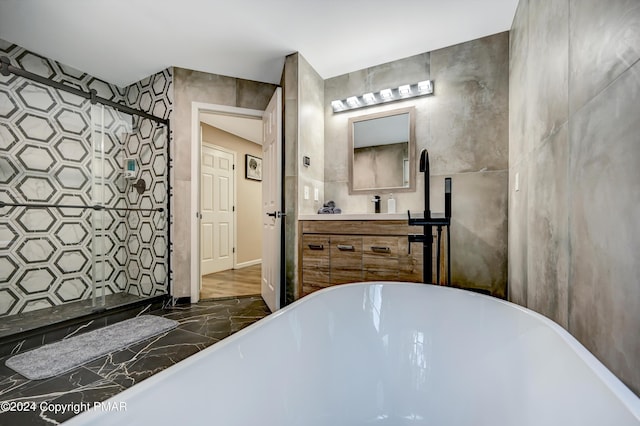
[68,283,640,425]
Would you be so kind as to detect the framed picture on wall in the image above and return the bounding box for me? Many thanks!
[245,154,262,181]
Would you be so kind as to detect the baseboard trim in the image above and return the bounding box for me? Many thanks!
[235,259,262,269]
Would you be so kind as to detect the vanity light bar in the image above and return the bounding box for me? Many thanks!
[331,80,434,113]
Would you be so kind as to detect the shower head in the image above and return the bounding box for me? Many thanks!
[419,149,429,173]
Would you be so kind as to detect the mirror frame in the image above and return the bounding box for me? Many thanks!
[348,106,416,195]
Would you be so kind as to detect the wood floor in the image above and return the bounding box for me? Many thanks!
[200,264,262,299]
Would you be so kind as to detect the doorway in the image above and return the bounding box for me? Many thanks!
[199,122,263,299]
[191,104,263,303]
[190,94,283,308]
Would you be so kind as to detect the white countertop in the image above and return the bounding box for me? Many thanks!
[298,213,409,221]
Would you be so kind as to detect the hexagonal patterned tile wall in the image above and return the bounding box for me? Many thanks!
[121,67,172,298]
[17,238,56,264]
[15,82,56,113]
[16,113,56,142]
[1,39,172,317]
[54,222,89,246]
[0,122,19,151]
[0,223,18,250]
[17,144,56,172]
[0,89,19,117]
[0,157,17,183]
[17,176,56,201]
[55,136,88,162]
[0,256,18,283]
[55,277,90,302]
[17,268,57,294]
[0,288,19,316]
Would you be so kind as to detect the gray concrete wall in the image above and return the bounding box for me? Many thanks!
[282,53,325,302]
[282,54,299,304]
[298,55,325,215]
[172,67,276,298]
[324,33,509,296]
[509,0,640,395]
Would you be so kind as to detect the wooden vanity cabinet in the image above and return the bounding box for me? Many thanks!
[299,220,425,297]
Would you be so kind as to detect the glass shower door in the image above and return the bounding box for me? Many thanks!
[90,104,132,308]
[0,54,170,337]
[90,103,170,309]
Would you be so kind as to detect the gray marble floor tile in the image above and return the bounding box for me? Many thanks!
[0,296,270,424]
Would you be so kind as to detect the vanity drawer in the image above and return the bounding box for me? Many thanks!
[363,256,398,272]
[330,236,362,270]
[302,235,330,269]
[329,236,363,285]
[363,236,399,258]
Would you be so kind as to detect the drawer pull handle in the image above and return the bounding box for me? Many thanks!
[337,244,355,251]
[308,244,324,250]
[371,246,391,253]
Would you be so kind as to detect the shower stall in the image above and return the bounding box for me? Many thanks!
[0,53,171,339]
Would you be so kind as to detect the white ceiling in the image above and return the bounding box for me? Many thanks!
[200,113,263,145]
[0,0,518,87]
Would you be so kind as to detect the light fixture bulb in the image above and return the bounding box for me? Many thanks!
[379,89,393,100]
[346,96,360,107]
[398,85,411,96]
[418,80,433,94]
[331,100,344,111]
[363,92,376,104]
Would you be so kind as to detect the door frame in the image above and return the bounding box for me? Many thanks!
[200,141,238,274]
[190,102,264,303]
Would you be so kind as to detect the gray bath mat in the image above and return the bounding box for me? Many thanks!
[5,315,178,380]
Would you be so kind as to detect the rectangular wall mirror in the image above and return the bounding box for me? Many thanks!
[348,106,416,194]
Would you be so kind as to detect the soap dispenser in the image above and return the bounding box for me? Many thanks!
[387,193,396,214]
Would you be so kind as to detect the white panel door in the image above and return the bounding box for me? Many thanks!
[201,145,234,275]
[261,88,282,312]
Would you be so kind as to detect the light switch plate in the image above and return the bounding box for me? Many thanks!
[314,187,319,201]
[304,186,309,200]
